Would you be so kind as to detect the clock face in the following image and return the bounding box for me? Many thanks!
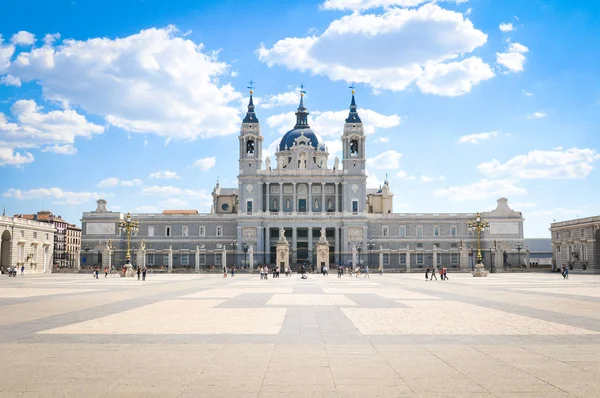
[221,203,230,211]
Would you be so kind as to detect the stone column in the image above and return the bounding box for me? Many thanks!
[102,245,112,272]
[334,183,338,212]
[334,227,340,265]
[308,183,312,212]
[75,250,81,270]
[292,227,297,263]
[321,183,325,213]
[266,182,270,212]
[494,246,503,273]
[352,245,357,269]
[379,247,383,272]
[292,182,297,212]
[266,227,271,264]
[195,245,200,273]
[279,183,283,214]
[308,227,313,262]
[136,246,146,270]
[459,243,469,272]
[222,246,227,271]
[249,244,254,270]
[406,246,411,272]
[432,250,438,271]
[316,228,329,270]
[167,246,173,273]
[525,248,531,269]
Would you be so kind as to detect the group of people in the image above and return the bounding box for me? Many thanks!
[5,265,23,277]
[334,265,371,278]
[425,266,449,281]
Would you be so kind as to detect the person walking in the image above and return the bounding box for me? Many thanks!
[443,267,448,281]
[425,267,429,281]
[378,265,383,276]
[263,265,268,280]
[562,265,569,279]
[430,267,437,281]
[142,267,147,281]
[104,267,108,278]
[260,266,264,280]
[137,266,141,281]
[338,265,343,278]
[20,265,25,276]
[231,266,235,277]
[364,265,370,278]
[223,266,227,278]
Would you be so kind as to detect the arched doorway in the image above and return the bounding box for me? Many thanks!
[1,230,12,271]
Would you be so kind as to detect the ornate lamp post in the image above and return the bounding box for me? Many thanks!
[119,213,139,276]
[468,212,490,277]
[356,245,363,269]
[242,243,249,269]
[367,239,375,272]
[231,239,238,269]
[515,243,524,268]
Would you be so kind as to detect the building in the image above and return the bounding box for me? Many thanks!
[15,211,71,268]
[81,90,525,272]
[551,216,600,273]
[523,238,552,267]
[66,224,82,269]
[1,215,55,273]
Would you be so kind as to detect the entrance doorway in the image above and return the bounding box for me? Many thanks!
[1,230,11,271]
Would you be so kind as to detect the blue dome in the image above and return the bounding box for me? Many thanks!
[279,128,326,151]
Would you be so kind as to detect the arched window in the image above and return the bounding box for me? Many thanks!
[246,140,255,154]
[350,139,359,155]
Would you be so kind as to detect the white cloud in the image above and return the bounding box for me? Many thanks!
[192,156,216,171]
[121,179,143,186]
[376,136,389,143]
[529,208,582,217]
[97,177,120,188]
[457,131,498,144]
[420,175,436,182]
[43,33,60,46]
[134,205,159,213]
[142,185,212,206]
[0,147,34,166]
[366,169,382,188]
[397,170,416,180]
[499,23,514,32]
[0,100,104,163]
[477,148,600,179]
[321,0,468,12]
[11,31,35,46]
[0,37,15,73]
[0,74,21,87]
[511,202,537,209]
[149,171,180,179]
[465,8,472,16]
[261,91,300,109]
[161,198,188,208]
[367,150,402,169]
[433,179,527,202]
[522,90,534,96]
[41,144,77,155]
[8,27,242,140]
[258,4,490,95]
[496,42,529,73]
[527,112,546,119]
[3,187,99,205]
[324,140,343,156]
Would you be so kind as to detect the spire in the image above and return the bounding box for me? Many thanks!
[294,83,310,129]
[243,80,258,123]
[345,83,362,123]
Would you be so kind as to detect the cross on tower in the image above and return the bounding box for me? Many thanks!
[299,83,306,96]
[247,80,255,94]
[349,82,356,94]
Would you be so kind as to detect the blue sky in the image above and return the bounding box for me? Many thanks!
[1,0,599,238]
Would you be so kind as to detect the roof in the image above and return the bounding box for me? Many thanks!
[279,128,326,151]
[524,238,552,253]
[162,210,199,215]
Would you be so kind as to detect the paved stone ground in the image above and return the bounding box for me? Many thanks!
[1,271,600,397]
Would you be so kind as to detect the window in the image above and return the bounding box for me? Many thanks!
[582,229,585,237]
[18,245,24,262]
[416,226,423,237]
[399,226,406,237]
[416,243,423,248]
[417,253,424,264]
[350,139,359,155]
[182,226,189,237]
[568,231,571,238]
[434,226,440,236]
[383,253,389,264]
[568,245,573,261]
[20,230,24,238]
[400,253,407,264]
[163,254,169,266]
[33,232,37,239]
[451,253,458,264]
[147,254,155,266]
[181,254,189,266]
[148,226,154,237]
[382,226,389,237]
[582,245,588,261]
[352,200,358,213]
[199,226,205,237]
[216,226,223,237]
[557,232,560,239]
[199,254,206,264]
[451,243,458,248]
[247,200,253,213]
[451,226,457,236]
[215,253,222,265]
[437,255,441,265]
[166,226,171,237]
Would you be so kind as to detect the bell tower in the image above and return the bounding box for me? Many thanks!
[239,81,263,175]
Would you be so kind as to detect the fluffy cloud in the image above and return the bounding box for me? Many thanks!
[161,198,188,208]
[192,156,216,171]
[396,170,416,180]
[0,147,34,166]
[261,91,301,109]
[121,179,143,186]
[499,23,514,32]
[527,112,546,119]
[258,4,490,95]
[11,31,35,45]
[6,27,242,140]
[367,150,402,169]
[266,107,402,136]
[142,185,212,206]
[376,136,389,143]
[496,42,529,73]
[433,179,527,202]
[97,178,120,188]
[366,169,382,188]
[321,0,468,11]
[477,148,600,179]
[0,74,21,86]
[0,37,15,73]
[0,100,104,166]
[3,187,99,205]
[149,171,180,179]
[457,131,498,144]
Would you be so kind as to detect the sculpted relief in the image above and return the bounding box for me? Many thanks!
[348,227,363,242]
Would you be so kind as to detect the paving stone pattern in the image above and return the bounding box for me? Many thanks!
[1,272,600,397]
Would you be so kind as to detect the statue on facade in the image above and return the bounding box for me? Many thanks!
[334,157,339,170]
[265,156,270,170]
[140,238,146,251]
[314,199,319,209]
[278,227,288,243]
[328,199,333,211]
[319,228,328,244]
[285,199,290,209]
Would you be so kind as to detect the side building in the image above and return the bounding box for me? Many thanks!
[1,215,56,273]
[81,90,525,272]
[551,216,600,273]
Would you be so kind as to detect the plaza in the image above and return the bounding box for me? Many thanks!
[2,272,600,397]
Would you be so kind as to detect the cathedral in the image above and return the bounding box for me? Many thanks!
[81,89,525,272]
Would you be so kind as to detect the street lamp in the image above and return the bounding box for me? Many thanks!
[468,212,489,264]
[242,244,249,270]
[119,213,139,275]
[367,239,375,271]
[231,239,238,269]
[356,245,363,270]
[515,243,524,268]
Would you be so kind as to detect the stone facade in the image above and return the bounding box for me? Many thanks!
[550,216,600,273]
[66,224,82,269]
[80,92,525,272]
[0,216,55,273]
[14,211,71,268]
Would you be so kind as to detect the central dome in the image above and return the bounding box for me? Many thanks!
[278,94,326,152]
[279,128,326,151]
